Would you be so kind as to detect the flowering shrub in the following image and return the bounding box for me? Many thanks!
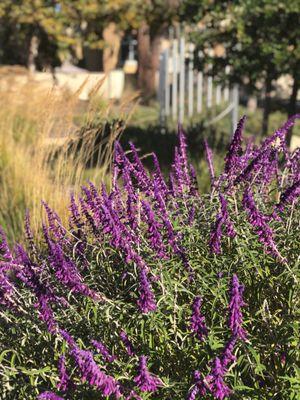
[0,115,300,399]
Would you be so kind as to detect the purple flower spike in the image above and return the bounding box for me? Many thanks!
[38,392,64,400]
[207,357,231,400]
[228,274,247,341]
[178,125,190,184]
[276,180,300,212]
[0,268,15,309]
[42,201,66,241]
[219,194,236,239]
[0,227,12,261]
[224,115,246,176]
[65,338,121,398]
[190,296,208,341]
[91,340,116,363]
[209,215,223,254]
[243,187,284,260]
[221,336,237,370]
[24,211,36,255]
[152,153,168,198]
[57,355,72,392]
[204,139,215,186]
[120,330,135,356]
[187,370,207,399]
[134,355,162,392]
[141,200,167,259]
[125,390,142,399]
[137,268,157,314]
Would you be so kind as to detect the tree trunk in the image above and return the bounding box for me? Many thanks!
[286,73,299,147]
[102,22,122,73]
[137,22,162,100]
[28,34,40,72]
[262,74,272,136]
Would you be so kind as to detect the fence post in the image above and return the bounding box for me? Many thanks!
[207,74,213,109]
[196,71,203,114]
[179,35,185,124]
[231,84,239,132]
[188,44,194,118]
[158,52,166,126]
[216,84,221,105]
[172,38,178,121]
[164,48,170,117]
[223,65,230,102]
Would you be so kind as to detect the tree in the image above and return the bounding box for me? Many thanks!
[135,0,181,99]
[0,0,68,71]
[182,0,300,142]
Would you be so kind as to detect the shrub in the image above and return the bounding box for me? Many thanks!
[0,115,299,399]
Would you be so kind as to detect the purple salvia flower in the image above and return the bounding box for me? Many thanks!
[190,296,208,340]
[242,188,284,260]
[169,171,178,197]
[189,163,199,197]
[34,292,58,333]
[234,148,268,185]
[224,115,246,176]
[276,180,300,212]
[261,114,300,152]
[153,179,191,274]
[141,200,167,258]
[228,274,247,341]
[287,148,300,181]
[91,340,116,363]
[134,355,162,392]
[42,201,66,241]
[24,211,36,256]
[69,193,82,230]
[79,196,98,234]
[38,392,64,400]
[137,267,157,314]
[0,268,15,309]
[0,227,12,261]
[204,139,215,187]
[178,124,190,185]
[48,241,99,300]
[219,194,236,238]
[172,147,185,195]
[152,153,168,198]
[187,205,196,225]
[114,140,127,169]
[209,215,223,254]
[221,336,237,370]
[13,244,60,332]
[125,390,142,399]
[206,357,231,400]
[235,115,300,186]
[129,142,152,193]
[57,355,72,391]
[60,330,121,398]
[120,330,135,356]
[187,371,207,400]
[59,329,76,347]
[71,346,121,397]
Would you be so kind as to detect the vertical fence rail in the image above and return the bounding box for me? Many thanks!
[158,33,239,132]
[179,36,185,124]
[165,48,170,117]
[188,44,194,118]
[196,71,203,113]
[172,38,178,120]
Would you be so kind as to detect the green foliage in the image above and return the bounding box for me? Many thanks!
[0,118,299,399]
[184,0,300,92]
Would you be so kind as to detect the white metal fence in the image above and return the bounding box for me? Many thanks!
[158,35,239,132]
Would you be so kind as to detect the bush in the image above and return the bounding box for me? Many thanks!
[0,115,299,399]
